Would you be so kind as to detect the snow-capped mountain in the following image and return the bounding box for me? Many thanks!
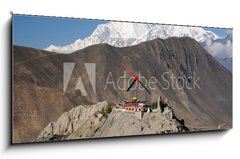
[45,21,232,72]
[45,22,220,53]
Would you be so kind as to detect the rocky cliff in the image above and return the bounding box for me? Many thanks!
[35,100,188,142]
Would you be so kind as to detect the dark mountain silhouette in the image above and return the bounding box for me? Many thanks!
[12,37,232,143]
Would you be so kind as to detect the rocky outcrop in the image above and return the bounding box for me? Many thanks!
[94,107,187,138]
[35,100,188,142]
[35,101,108,141]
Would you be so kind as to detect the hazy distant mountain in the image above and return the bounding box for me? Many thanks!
[13,37,232,143]
[202,33,232,71]
[217,57,232,72]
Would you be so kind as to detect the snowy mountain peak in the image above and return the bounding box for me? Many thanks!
[93,22,155,39]
[45,22,220,53]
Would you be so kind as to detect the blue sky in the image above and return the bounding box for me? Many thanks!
[204,27,229,38]
[13,15,230,49]
[13,15,107,49]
